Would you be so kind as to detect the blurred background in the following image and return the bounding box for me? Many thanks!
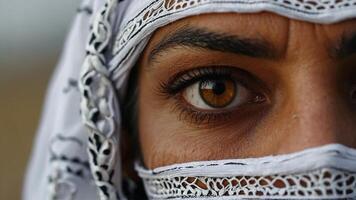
[0,0,81,199]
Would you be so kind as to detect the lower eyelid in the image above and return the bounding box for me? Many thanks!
[171,94,269,128]
[170,97,235,126]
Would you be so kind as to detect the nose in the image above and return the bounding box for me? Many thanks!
[271,63,356,154]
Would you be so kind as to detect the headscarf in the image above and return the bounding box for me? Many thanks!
[24,0,356,199]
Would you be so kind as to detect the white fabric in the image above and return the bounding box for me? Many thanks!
[23,1,104,199]
[136,144,356,199]
[23,0,356,200]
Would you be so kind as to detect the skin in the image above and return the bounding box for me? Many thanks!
[130,12,356,169]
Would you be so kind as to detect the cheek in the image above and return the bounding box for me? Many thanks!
[138,92,206,168]
[137,78,223,168]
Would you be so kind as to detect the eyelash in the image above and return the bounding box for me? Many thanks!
[157,66,265,125]
[159,67,235,96]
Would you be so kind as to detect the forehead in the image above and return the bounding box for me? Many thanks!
[147,12,356,50]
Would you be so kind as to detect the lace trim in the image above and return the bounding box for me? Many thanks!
[137,144,356,199]
[79,0,123,199]
[141,168,356,199]
[112,0,356,55]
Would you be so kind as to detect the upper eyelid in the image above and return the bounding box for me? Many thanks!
[171,66,264,91]
[164,67,234,94]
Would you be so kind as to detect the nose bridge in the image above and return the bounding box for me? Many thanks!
[263,22,356,154]
[280,59,345,148]
[293,83,338,139]
[295,79,336,136]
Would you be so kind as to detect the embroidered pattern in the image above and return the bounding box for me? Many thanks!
[113,0,356,55]
[63,78,78,94]
[77,6,93,15]
[137,144,356,199]
[142,168,356,199]
[48,135,90,200]
[79,0,121,199]
[77,0,356,200]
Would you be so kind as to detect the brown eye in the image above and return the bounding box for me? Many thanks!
[199,80,236,108]
[182,78,253,110]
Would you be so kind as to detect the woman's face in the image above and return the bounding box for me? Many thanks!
[135,12,356,169]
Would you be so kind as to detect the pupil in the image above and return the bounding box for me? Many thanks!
[212,81,226,95]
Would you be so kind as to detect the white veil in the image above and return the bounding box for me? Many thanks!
[24,0,356,199]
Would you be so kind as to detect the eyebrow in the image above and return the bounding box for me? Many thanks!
[149,26,278,63]
[334,32,356,58]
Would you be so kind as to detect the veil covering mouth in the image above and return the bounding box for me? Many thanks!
[23,0,356,199]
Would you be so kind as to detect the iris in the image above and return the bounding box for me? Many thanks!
[199,79,236,108]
